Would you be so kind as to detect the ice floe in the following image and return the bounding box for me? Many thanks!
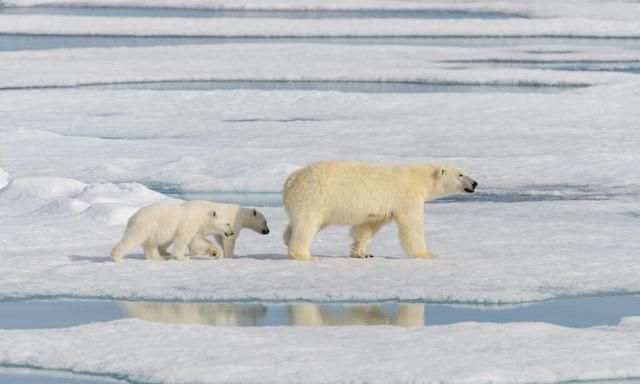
[1,318,640,383]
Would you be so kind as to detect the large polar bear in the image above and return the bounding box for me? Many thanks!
[283,160,477,261]
[179,200,270,258]
[111,202,234,262]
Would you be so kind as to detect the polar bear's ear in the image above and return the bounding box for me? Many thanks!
[436,167,446,178]
[252,209,257,216]
[209,210,217,218]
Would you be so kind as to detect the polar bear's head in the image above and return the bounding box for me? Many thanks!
[208,210,235,237]
[246,208,270,235]
[436,166,478,196]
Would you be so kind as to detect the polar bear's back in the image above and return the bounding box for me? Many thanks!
[283,161,425,225]
[126,203,185,243]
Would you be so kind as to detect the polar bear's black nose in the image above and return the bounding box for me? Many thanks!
[262,229,270,235]
[472,181,478,188]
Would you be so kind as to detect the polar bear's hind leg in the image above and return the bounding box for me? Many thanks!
[287,219,320,261]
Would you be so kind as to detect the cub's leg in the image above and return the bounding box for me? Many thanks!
[111,227,145,262]
[188,234,221,258]
[142,242,165,261]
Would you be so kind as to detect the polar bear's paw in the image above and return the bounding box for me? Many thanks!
[350,252,374,259]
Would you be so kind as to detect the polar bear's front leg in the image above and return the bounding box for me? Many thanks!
[395,203,438,260]
[350,221,385,258]
[215,235,237,258]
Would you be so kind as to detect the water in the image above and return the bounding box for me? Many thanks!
[0,370,120,384]
[0,6,523,19]
[443,59,640,73]
[5,35,640,52]
[1,79,584,94]
[1,295,639,329]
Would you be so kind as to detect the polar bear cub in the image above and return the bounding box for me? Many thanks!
[283,160,477,261]
[111,202,234,262]
[180,200,270,258]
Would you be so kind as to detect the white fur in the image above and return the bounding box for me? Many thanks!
[181,200,270,258]
[111,202,233,262]
[283,160,477,261]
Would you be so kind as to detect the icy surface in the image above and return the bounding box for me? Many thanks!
[2,44,634,90]
[2,2,640,382]
[0,83,639,304]
[1,318,640,383]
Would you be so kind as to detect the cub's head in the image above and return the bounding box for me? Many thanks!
[208,210,234,237]
[436,166,478,196]
[247,208,270,235]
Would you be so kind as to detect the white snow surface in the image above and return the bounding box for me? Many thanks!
[1,85,639,303]
[2,44,634,89]
[1,318,640,383]
[2,3,640,382]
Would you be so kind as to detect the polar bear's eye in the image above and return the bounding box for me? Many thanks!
[458,174,463,178]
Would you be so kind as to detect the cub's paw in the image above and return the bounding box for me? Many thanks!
[414,251,439,260]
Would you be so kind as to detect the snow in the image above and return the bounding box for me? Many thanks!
[1,318,640,383]
[3,44,635,90]
[0,84,639,304]
[2,1,640,382]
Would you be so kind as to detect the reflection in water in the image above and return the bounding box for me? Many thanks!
[120,302,268,326]
[288,303,424,326]
[119,302,425,327]
[3,295,639,329]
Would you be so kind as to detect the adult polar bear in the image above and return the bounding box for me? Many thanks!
[283,161,477,261]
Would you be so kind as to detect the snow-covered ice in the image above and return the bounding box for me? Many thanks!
[3,44,636,90]
[2,1,640,382]
[1,318,640,383]
[1,84,639,305]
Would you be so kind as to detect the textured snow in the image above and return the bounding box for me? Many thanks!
[1,84,639,304]
[1,318,640,383]
[2,44,634,90]
[2,2,640,382]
